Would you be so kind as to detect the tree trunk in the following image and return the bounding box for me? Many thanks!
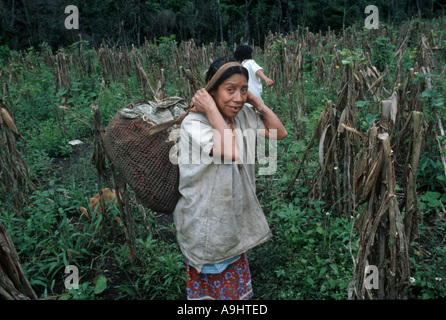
[281,0,291,35]
[244,0,252,41]
[115,0,128,48]
[137,0,141,47]
[0,221,37,300]
[216,0,224,43]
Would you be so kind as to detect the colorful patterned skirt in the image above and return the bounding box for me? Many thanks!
[186,253,253,300]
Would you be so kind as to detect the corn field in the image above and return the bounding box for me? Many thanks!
[0,18,445,300]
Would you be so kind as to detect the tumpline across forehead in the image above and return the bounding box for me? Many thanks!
[205,61,249,92]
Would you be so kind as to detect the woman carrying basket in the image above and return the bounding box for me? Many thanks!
[173,57,287,300]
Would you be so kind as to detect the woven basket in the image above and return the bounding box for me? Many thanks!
[103,101,182,214]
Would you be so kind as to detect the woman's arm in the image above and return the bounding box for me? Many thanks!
[246,91,288,140]
[191,89,239,161]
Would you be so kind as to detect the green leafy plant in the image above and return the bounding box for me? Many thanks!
[339,48,365,68]
[370,36,395,72]
[59,275,107,300]
[136,235,186,300]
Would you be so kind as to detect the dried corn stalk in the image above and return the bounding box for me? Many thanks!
[0,103,35,215]
[349,61,427,300]
[0,221,37,300]
[306,60,364,218]
[97,44,131,85]
[284,34,433,299]
[55,50,71,93]
[91,104,136,260]
[131,49,157,99]
[0,102,37,300]
[349,126,410,299]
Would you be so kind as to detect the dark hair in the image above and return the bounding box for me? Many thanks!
[205,56,249,91]
[234,45,253,62]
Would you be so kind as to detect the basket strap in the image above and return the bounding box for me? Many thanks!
[148,62,246,135]
[148,105,191,135]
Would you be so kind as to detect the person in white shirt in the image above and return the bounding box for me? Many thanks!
[234,45,274,105]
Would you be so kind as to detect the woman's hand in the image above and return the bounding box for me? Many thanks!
[191,88,217,114]
[246,90,261,107]
[246,91,288,140]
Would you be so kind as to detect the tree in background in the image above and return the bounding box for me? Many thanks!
[0,0,444,50]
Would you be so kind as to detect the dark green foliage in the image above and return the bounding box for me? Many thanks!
[371,36,395,72]
[1,0,445,50]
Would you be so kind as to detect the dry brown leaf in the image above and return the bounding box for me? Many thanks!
[0,108,19,135]
[367,76,383,92]
[319,125,329,166]
[360,149,383,204]
[341,123,365,139]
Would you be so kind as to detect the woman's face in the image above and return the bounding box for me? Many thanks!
[212,73,248,120]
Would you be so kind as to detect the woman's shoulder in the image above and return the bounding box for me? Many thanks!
[242,59,262,70]
[181,112,212,134]
[236,105,263,129]
[183,112,210,125]
[240,104,261,117]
